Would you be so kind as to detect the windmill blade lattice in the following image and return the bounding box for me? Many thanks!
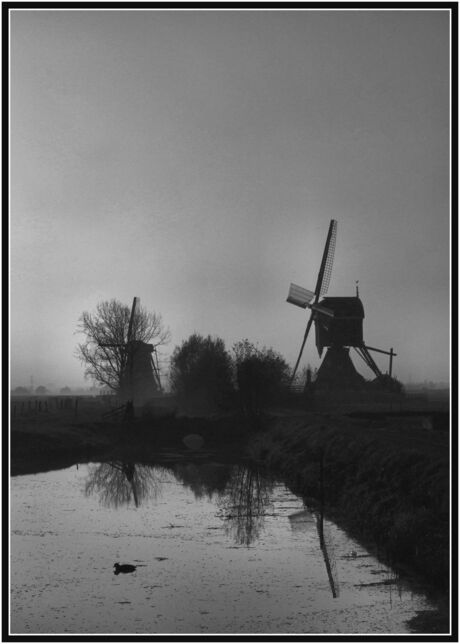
[319,221,337,297]
[126,297,139,344]
[289,219,337,384]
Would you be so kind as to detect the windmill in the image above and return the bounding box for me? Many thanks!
[99,297,162,406]
[287,220,396,390]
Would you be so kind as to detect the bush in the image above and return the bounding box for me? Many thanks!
[368,374,404,394]
[12,386,30,395]
[170,334,234,410]
[233,340,290,417]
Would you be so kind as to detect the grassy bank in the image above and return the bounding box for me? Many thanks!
[248,413,450,595]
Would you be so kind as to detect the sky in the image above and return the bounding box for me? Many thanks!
[10,8,451,389]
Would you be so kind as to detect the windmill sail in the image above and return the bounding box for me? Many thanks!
[150,350,163,392]
[315,220,337,298]
[124,297,139,401]
[287,284,315,309]
[127,297,139,344]
[289,220,338,383]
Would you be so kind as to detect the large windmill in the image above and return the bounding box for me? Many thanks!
[287,220,396,390]
[99,297,162,406]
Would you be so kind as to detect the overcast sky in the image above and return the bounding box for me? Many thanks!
[10,8,451,389]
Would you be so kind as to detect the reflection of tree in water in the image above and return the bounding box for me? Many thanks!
[171,462,274,546]
[219,466,274,546]
[84,462,162,508]
[172,463,232,499]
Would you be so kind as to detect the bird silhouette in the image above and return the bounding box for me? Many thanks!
[114,562,137,575]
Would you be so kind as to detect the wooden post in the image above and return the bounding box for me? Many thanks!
[389,348,394,377]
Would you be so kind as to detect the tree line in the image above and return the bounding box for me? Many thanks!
[75,299,291,416]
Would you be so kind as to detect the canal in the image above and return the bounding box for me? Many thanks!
[10,458,437,635]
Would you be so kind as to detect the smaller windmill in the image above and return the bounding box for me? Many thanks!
[99,297,162,406]
[287,220,396,390]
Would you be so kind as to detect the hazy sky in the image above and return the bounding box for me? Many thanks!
[10,8,451,388]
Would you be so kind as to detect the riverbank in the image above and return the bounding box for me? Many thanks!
[248,413,450,596]
[10,411,253,475]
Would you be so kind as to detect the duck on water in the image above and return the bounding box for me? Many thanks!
[113,563,137,575]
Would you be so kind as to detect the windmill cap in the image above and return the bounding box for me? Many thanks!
[127,340,154,352]
[319,297,364,318]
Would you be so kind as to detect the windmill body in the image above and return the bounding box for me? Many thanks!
[315,296,364,357]
[100,297,162,408]
[287,220,396,393]
[120,340,160,405]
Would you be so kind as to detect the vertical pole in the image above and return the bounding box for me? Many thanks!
[389,348,394,378]
[319,450,325,544]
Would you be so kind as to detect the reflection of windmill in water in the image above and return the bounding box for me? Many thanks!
[288,506,340,599]
[100,297,162,407]
[287,220,397,393]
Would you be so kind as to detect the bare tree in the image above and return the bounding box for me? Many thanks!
[76,299,170,392]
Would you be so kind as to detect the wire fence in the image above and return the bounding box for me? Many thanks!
[10,395,119,420]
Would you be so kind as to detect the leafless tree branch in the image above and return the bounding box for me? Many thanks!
[75,299,170,391]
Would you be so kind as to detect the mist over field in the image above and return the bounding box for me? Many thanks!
[10,9,451,390]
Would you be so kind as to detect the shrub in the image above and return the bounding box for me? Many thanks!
[368,374,404,394]
[233,340,290,417]
[170,334,234,410]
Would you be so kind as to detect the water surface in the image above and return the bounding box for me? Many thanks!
[11,461,435,635]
